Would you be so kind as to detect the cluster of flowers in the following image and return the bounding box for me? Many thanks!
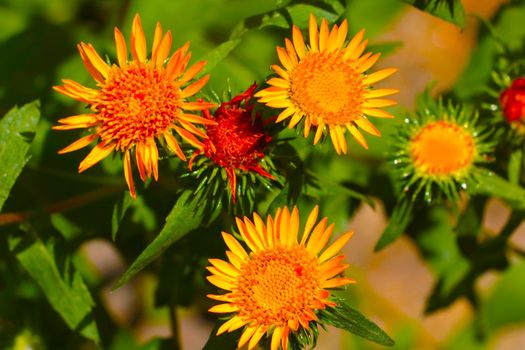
[53,13,524,350]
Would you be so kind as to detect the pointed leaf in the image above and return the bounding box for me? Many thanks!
[401,0,465,28]
[0,101,40,212]
[323,298,395,346]
[8,225,99,343]
[111,193,134,241]
[374,199,413,251]
[113,191,221,289]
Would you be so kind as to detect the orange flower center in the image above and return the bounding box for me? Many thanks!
[94,63,182,150]
[232,245,320,327]
[410,121,475,176]
[289,51,365,125]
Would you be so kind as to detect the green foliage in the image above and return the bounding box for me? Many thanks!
[8,224,99,343]
[322,298,395,346]
[401,0,465,27]
[113,190,221,290]
[0,101,40,212]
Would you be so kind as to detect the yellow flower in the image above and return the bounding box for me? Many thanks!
[410,121,475,177]
[54,14,215,197]
[256,14,398,154]
[207,206,354,350]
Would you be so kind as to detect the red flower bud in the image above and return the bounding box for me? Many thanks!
[500,77,525,123]
[191,83,273,202]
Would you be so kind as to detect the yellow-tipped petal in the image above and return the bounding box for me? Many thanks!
[319,231,354,263]
[131,14,147,62]
[347,124,368,149]
[292,25,306,58]
[78,142,115,173]
[58,134,98,154]
[114,27,128,67]
[363,68,398,85]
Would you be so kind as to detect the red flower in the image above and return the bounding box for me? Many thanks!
[191,83,273,202]
[500,77,525,123]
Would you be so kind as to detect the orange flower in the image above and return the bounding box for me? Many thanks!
[54,14,215,197]
[256,14,397,154]
[207,206,354,350]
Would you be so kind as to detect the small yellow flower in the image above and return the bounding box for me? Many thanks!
[410,121,475,177]
[256,14,397,154]
[207,206,354,350]
[54,14,215,197]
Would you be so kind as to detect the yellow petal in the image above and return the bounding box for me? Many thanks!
[58,134,98,154]
[221,232,249,260]
[300,205,319,245]
[362,108,395,119]
[180,60,207,84]
[208,303,238,313]
[155,31,173,68]
[123,150,136,199]
[364,88,399,99]
[292,25,306,58]
[346,124,368,149]
[363,68,398,85]
[238,326,257,349]
[181,75,209,98]
[206,275,234,291]
[248,326,267,350]
[271,327,283,350]
[209,258,240,277]
[114,27,128,68]
[319,18,329,51]
[131,14,147,62]
[163,132,186,161]
[355,117,381,136]
[78,142,116,173]
[362,98,397,108]
[309,14,319,52]
[319,231,354,263]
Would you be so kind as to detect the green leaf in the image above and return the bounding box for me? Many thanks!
[508,149,523,185]
[401,0,465,28]
[8,225,99,343]
[111,193,134,241]
[374,199,414,251]
[113,191,221,290]
[323,298,395,346]
[481,260,525,332]
[472,168,525,209]
[0,101,40,212]
[196,39,242,79]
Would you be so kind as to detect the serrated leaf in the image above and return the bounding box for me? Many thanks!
[0,101,40,212]
[401,0,465,28]
[196,39,241,79]
[374,199,413,251]
[111,193,134,241]
[113,191,221,290]
[323,298,395,346]
[8,225,99,343]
